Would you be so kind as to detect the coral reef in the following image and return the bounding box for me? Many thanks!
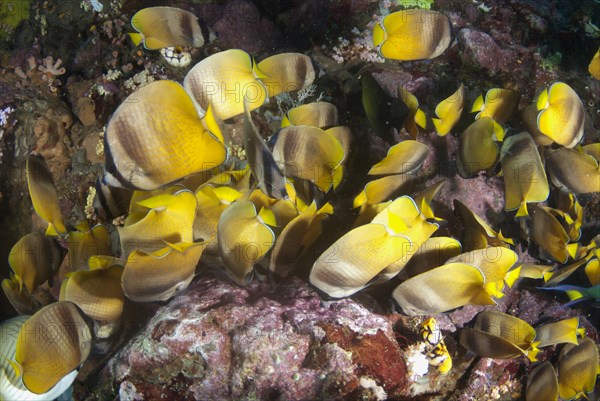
[0,0,599,399]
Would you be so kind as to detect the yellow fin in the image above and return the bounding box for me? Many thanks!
[128,32,144,46]
[318,202,334,215]
[516,202,528,217]
[414,108,427,129]
[492,120,505,142]
[471,94,484,113]
[504,266,521,288]
[0,354,22,378]
[258,207,278,227]
[353,190,368,209]
[45,224,59,237]
[566,243,578,259]
[203,103,225,144]
[431,117,446,136]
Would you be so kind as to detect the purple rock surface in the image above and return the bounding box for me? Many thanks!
[93,275,409,401]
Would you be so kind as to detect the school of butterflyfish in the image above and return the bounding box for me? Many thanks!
[1,6,599,399]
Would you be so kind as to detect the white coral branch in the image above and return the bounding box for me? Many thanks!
[38,56,66,77]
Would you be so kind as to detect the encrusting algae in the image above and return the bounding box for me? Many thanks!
[1,3,600,400]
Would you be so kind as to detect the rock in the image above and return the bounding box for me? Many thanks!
[458,28,517,76]
[212,0,284,55]
[89,275,409,401]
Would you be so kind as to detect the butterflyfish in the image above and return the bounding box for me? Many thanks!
[536,82,584,148]
[446,247,520,299]
[398,88,427,138]
[432,84,465,136]
[373,9,451,61]
[526,362,558,401]
[589,48,600,79]
[521,104,553,146]
[272,125,346,193]
[359,196,442,284]
[361,73,409,143]
[26,154,66,236]
[500,132,549,217]
[368,140,429,176]
[281,102,339,129]
[530,205,578,263]
[253,52,316,99]
[93,179,133,220]
[118,189,197,256]
[129,7,205,50]
[459,310,540,361]
[311,196,438,298]
[59,265,125,332]
[243,99,288,199]
[217,201,276,285]
[269,201,333,278]
[534,317,582,348]
[453,200,514,251]
[0,316,78,401]
[103,80,226,190]
[15,302,92,394]
[1,277,34,315]
[456,117,500,178]
[193,185,243,250]
[353,174,417,211]
[546,147,600,194]
[121,241,206,302]
[392,262,495,316]
[68,223,111,271]
[397,236,462,280]
[8,232,62,294]
[471,88,519,141]
[557,338,598,400]
[184,49,314,120]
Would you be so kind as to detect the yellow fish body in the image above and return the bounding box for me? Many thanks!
[373,10,451,61]
[500,132,549,217]
[129,7,205,50]
[432,84,465,136]
[26,154,66,236]
[536,82,584,148]
[104,80,226,190]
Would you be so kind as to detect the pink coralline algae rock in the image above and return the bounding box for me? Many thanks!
[458,28,518,75]
[101,275,408,401]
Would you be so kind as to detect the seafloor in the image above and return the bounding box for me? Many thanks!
[0,0,599,400]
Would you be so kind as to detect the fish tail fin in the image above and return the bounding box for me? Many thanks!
[420,198,436,220]
[516,202,529,217]
[203,102,225,144]
[332,166,344,191]
[431,118,448,136]
[565,289,583,301]
[471,94,484,113]
[318,202,334,215]
[0,353,22,378]
[128,32,144,46]
[13,274,24,293]
[542,271,553,282]
[566,243,578,259]
[45,223,59,237]
[505,266,521,288]
[527,343,540,362]
[353,191,367,209]
[414,108,427,129]
[492,120,505,141]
